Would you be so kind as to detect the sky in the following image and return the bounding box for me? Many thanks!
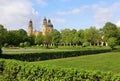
[0,0,120,32]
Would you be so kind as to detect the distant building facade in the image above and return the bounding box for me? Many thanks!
[28,18,53,36]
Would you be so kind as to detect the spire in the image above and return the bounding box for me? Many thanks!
[43,17,47,25]
[28,19,33,36]
[48,19,51,23]
[47,19,53,27]
[29,19,32,23]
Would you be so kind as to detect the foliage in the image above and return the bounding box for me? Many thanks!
[0,59,120,80]
[3,43,8,48]
[35,33,43,45]
[20,42,30,47]
[0,25,8,54]
[7,29,28,46]
[39,51,120,73]
[101,22,119,48]
[19,43,24,47]
[102,22,118,41]
[24,42,30,47]
[0,22,120,47]
[107,37,117,49]
[1,49,110,62]
[51,29,61,45]
[84,27,100,45]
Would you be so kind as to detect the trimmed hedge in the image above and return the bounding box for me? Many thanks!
[1,49,111,62]
[0,59,120,81]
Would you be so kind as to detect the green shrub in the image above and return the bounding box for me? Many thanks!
[24,42,30,47]
[19,43,24,47]
[3,43,8,48]
[0,59,120,80]
[1,49,111,62]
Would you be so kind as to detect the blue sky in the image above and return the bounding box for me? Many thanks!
[0,0,120,31]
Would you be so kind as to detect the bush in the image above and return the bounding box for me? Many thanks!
[24,42,30,47]
[0,48,2,55]
[0,59,120,80]
[3,43,8,48]
[1,49,111,62]
[19,43,24,47]
[107,37,117,50]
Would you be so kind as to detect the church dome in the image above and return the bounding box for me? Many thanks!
[47,19,53,27]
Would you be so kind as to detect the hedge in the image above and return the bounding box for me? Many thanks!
[1,49,111,62]
[0,59,120,81]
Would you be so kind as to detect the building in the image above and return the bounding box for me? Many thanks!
[28,17,53,36]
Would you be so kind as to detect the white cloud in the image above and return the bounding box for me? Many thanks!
[94,2,120,27]
[35,0,47,7]
[0,0,40,31]
[116,21,120,27]
[57,5,89,15]
[51,18,66,24]
[94,8,113,23]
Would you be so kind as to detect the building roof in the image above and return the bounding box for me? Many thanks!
[47,19,53,27]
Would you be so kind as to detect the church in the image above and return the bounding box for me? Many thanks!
[28,17,54,36]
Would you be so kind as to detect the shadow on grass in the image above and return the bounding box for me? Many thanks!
[0,49,111,62]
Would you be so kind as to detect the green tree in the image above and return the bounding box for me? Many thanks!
[76,29,84,45]
[107,37,117,50]
[43,32,52,48]
[84,27,99,46]
[24,41,30,47]
[102,22,118,41]
[0,24,8,54]
[60,29,71,45]
[70,29,77,46]
[51,29,61,47]
[7,29,28,46]
[35,33,43,45]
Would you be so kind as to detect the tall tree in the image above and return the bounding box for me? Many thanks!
[0,24,8,54]
[102,22,119,47]
[84,27,99,46]
[102,22,118,41]
[51,29,61,46]
[76,29,84,45]
[35,33,43,45]
[43,32,52,48]
[60,29,71,45]
[7,29,28,46]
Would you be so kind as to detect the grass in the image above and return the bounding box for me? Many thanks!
[32,51,120,73]
[2,46,110,54]
[2,46,120,73]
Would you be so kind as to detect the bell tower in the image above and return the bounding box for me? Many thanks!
[42,17,47,35]
[28,20,33,36]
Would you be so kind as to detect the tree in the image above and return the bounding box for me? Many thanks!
[102,22,118,41]
[35,33,43,45]
[51,29,61,47]
[7,29,28,46]
[43,32,52,48]
[0,24,8,54]
[70,29,77,45]
[76,29,84,45]
[84,27,99,46]
[107,37,117,50]
[60,29,72,45]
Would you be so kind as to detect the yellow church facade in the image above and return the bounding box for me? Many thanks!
[28,18,53,36]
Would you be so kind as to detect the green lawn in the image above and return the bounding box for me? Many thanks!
[2,46,110,54]
[2,46,120,73]
[32,51,120,73]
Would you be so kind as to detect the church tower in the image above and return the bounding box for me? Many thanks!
[42,17,47,35]
[42,18,54,35]
[28,20,33,36]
